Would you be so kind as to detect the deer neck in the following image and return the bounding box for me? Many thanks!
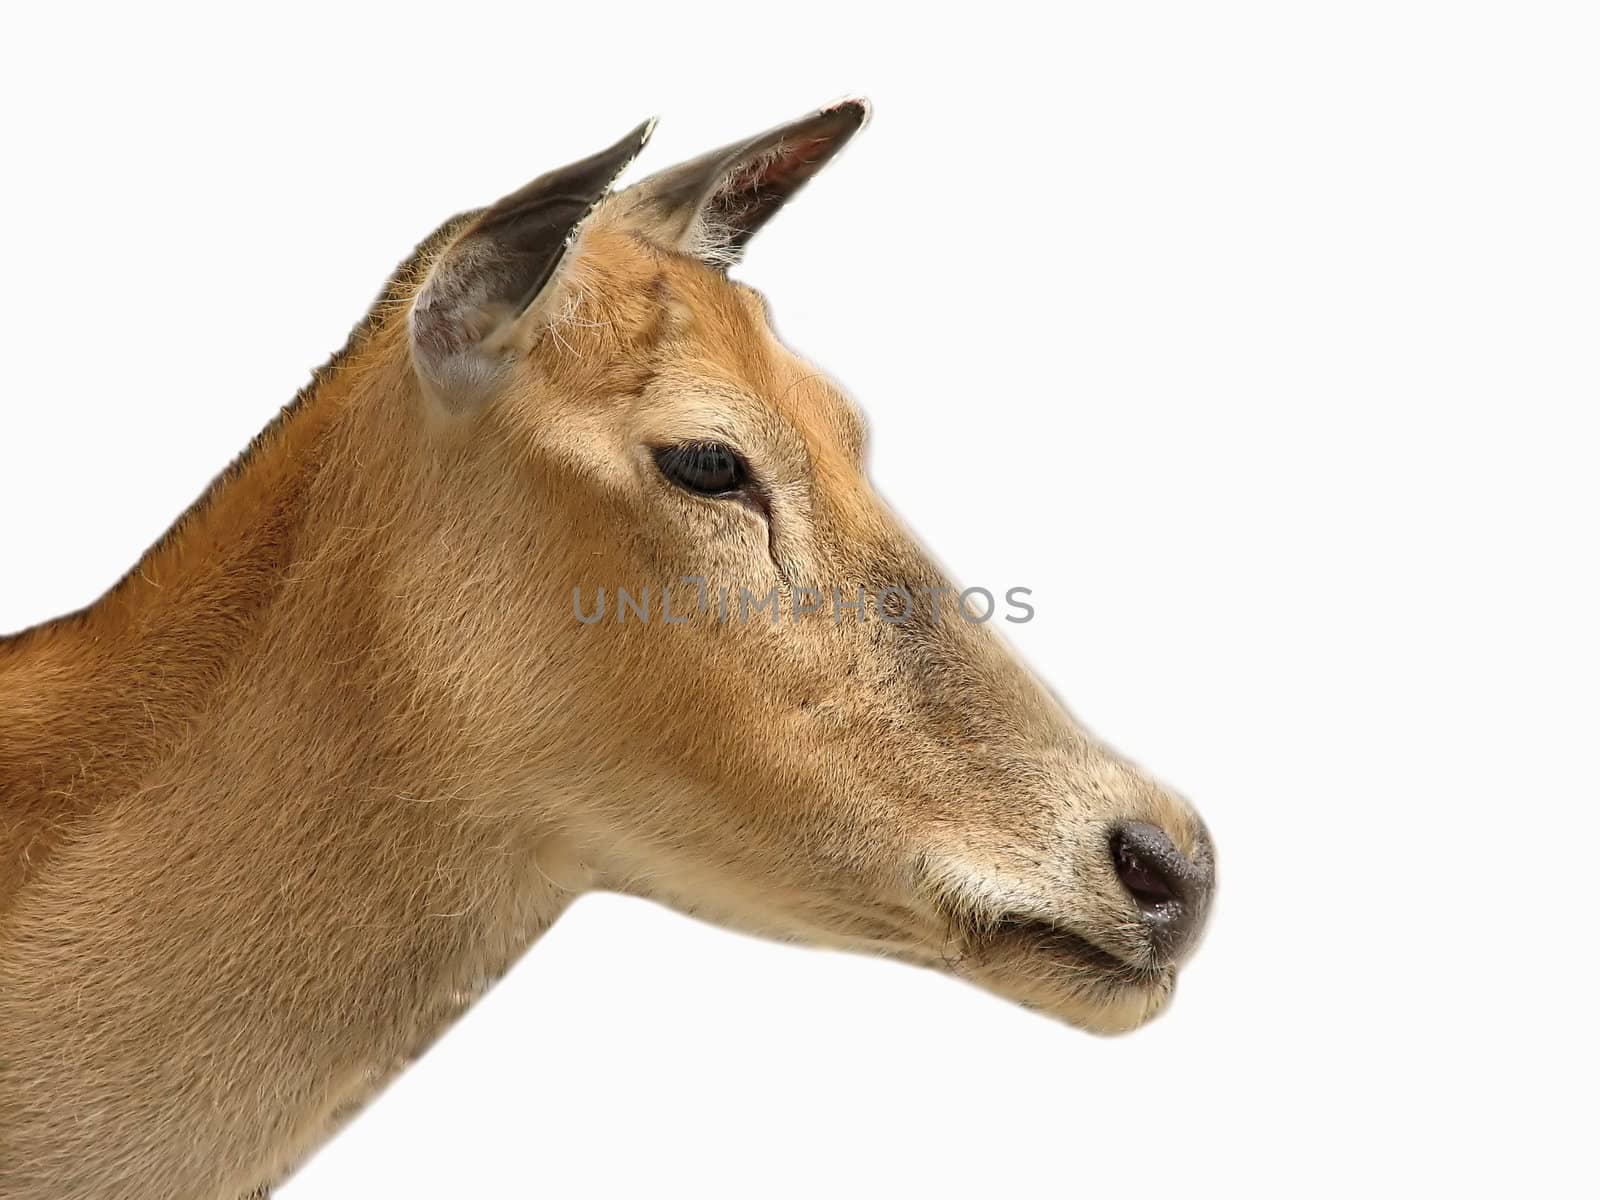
[0,324,579,952]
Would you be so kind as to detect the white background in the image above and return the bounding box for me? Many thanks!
[2,3,1596,1196]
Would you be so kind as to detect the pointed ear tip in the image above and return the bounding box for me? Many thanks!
[612,115,658,164]
[823,96,873,128]
[598,116,657,185]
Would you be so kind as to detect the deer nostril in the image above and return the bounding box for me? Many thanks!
[1109,821,1214,960]
[1113,840,1178,907]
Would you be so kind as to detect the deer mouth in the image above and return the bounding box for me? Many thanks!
[948,913,1176,1034]
[987,916,1144,975]
[985,915,1167,988]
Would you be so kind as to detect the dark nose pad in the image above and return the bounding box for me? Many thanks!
[1110,822,1214,962]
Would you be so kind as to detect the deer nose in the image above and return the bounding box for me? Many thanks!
[1110,821,1214,962]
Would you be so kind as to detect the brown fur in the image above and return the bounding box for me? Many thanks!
[0,122,1211,1198]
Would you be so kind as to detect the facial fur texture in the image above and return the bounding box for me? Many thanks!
[0,152,1211,1198]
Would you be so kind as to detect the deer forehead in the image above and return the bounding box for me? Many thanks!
[526,226,871,497]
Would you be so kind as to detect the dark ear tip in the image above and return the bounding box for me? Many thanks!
[820,96,872,131]
[572,116,656,198]
[632,116,660,154]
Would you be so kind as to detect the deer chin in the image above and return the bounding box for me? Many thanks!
[953,919,1178,1035]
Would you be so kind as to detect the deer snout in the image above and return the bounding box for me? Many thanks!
[1110,821,1215,964]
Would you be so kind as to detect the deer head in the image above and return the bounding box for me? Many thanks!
[399,100,1214,1034]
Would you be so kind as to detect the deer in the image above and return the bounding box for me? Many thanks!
[0,99,1215,1198]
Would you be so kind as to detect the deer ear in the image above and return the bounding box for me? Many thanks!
[409,119,655,411]
[615,98,869,268]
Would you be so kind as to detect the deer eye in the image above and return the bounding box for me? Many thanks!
[653,441,748,496]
